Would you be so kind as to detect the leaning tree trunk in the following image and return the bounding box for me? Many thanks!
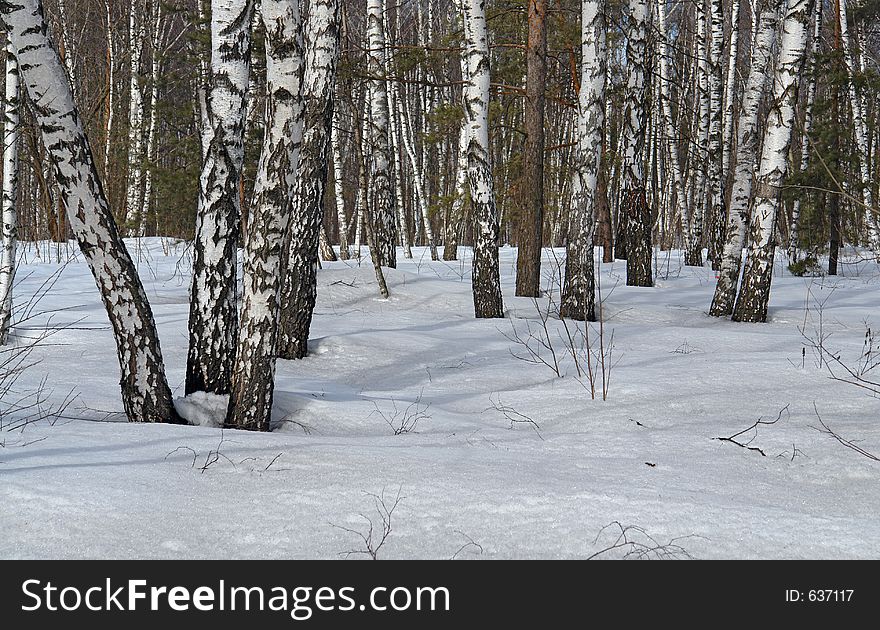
[462,0,504,318]
[516,0,547,298]
[560,0,604,321]
[365,0,396,268]
[227,0,304,431]
[0,44,20,345]
[732,0,812,323]
[0,0,180,422]
[276,0,339,361]
[620,0,652,287]
[710,0,779,317]
[186,0,254,396]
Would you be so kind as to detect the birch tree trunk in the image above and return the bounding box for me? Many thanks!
[620,0,652,287]
[277,0,339,361]
[227,0,304,431]
[443,36,470,262]
[788,0,821,261]
[0,0,180,422]
[721,0,741,184]
[462,0,504,318]
[837,0,879,253]
[732,0,813,323]
[125,1,147,234]
[561,0,604,321]
[366,0,397,267]
[705,0,726,266]
[103,0,115,171]
[656,0,691,253]
[516,0,547,298]
[186,0,254,396]
[710,0,779,317]
[140,2,165,236]
[331,109,351,259]
[0,45,20,345]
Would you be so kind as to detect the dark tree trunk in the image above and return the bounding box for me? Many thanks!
[624,188,653,287]
[516,0,546,297]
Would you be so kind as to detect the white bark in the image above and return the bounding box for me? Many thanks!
[0,44,20,344]
[722,0,741,182]
[0,0,179,422]
[462,0,503,317]
[733,0,812,323]
[228,0,304,430]
[186,0,254,395]
[788,0,821,260]
[141,2,165,236]
[710,0,779,316]
[366,0,396,267]
[838,0,879,252]
[656,0,691,251]
[104,0,116,170]
[331,108,350,259]
[561,0,604,321]
[125,1,147,233]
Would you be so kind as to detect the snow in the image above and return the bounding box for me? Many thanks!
[2,238,880,559]
[174,392,230,428]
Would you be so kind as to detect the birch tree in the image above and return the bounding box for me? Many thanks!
[186,0,254,396]
[0,0,179,422]
[620,0,652,287]
[788,0,821,261]
[125,1,147,234]
[227,0,304,431]
[710,0,779,317]
[365,0,396,268]
[0,44,20,344]
[732,0,813,323]
[462,0,504,318]
[837,0,879,253]
[561,0,604,321]
[277,0,339,361]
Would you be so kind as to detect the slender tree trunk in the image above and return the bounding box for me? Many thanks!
[141,2,164,236]
[0,45,20,345]
[125,1,147,234]
[365,0,397,267]
[227,0,304,431]
[705,0,726,267]
[732,0,813,323]
[103,0,116,172]
[0,0,180,422]
[710,0,779,317]
[621,0,652,287]
[443,42,470,262]
[186,0,254,396]
[462,0,504,318]
[788,0,821,261]
[516,0,547,297]
[656,0,691,254]
[331,108,351,259]
[837,0,879,253]
[277,0,339,361]
[561,0,604,321]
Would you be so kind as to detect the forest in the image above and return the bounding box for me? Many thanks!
[0,0,878,559]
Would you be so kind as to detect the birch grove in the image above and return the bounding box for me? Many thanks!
[1,0,879,431]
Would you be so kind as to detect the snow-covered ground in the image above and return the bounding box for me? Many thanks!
[2,239,879,559]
